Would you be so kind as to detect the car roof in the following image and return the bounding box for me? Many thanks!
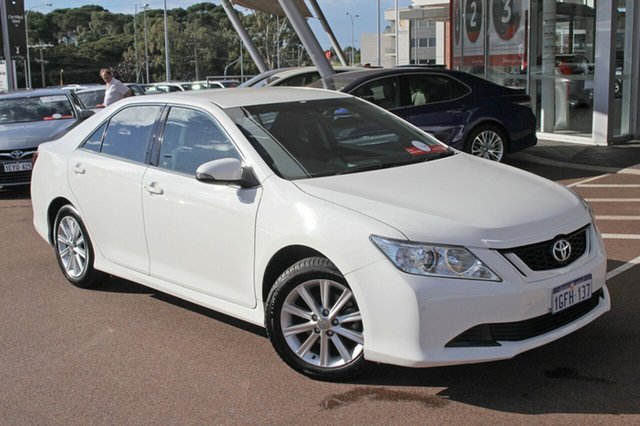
[118,87,351,109]
[0,88,73,99]
[75,86,106,94]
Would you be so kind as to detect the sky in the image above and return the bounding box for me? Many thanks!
[24,0,413,50]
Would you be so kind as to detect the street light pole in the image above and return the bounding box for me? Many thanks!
[346,12,359,66]
[25,3,53,90]
[163,0,171,82]
[143,4,149,84]
[134,4,139,83]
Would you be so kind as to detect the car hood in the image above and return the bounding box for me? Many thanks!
[0,119,79,150]
[293,154,588,248]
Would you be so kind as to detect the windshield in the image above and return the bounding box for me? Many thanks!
[76,90,105,109]
[225,98,453,180]
[0,95,75,124]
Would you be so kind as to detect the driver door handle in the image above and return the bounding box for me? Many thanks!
[72,164,85,174]
[144,183,164,195]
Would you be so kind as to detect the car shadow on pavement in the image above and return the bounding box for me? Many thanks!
[349,278,638,416]
[94,274,268,338]
[0,186,30,200]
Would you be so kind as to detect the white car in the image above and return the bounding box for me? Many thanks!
[239,66,361,88]
[31,88,610,380]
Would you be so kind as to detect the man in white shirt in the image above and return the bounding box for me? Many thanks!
[100,68,132,107]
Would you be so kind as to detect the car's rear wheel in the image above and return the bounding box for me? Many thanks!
[465,125,507,162]
[54,205,99,288]
[266,257,366,381]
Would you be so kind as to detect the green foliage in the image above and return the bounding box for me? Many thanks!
[24,2,316,85]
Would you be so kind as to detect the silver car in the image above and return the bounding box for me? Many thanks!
[0,88,93,189]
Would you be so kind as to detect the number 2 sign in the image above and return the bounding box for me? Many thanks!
[465,0,483,43]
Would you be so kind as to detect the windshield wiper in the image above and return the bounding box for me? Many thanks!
[336,151,456,175]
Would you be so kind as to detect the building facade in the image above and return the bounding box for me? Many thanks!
[362,0,640,145]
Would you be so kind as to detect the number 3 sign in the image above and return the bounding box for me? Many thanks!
[492,0,521,40]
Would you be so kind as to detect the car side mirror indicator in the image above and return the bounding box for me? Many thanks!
[195,158,259,188]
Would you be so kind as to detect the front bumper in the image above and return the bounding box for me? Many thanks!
[345,227,609,368]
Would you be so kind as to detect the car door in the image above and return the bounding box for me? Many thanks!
[141,106,261,307]
[68,105,164,274]
[376,73,470,147]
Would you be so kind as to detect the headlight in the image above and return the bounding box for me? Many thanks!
[371,236,501,281]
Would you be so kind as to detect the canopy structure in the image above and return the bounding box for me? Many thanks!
[222,0,348,77]
[232,0,312,18]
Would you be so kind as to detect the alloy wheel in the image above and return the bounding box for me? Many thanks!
[280,279,363,369]
[56,216,88,279]
[470,130,505,161]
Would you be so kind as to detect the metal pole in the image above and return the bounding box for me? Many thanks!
[163,0,171,81]
[1,0,16,90]
[220,0,268,73]
[24,3,52,90]
[25,9,31,89]
[308,0,348,66]
[346,13,359,66]
[277,0,334,78]
[395,0,399,66]
[134,4,139,83]
[143,4,149,84]
[377,0,381,67]
[39,44,45,87]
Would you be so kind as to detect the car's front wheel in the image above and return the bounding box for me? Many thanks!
[53,205,99,288]
[465,125,507,162]
[266,257,366,381]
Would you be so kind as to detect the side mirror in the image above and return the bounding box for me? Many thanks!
[78,109,95,120]
[195,158,259,188]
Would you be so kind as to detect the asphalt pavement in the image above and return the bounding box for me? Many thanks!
[509,139,640,173]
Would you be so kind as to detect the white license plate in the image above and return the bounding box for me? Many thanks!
[3,161,32,173]
[552,275,592,314]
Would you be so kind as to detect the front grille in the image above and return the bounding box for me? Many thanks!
[501,226,588,271]
[0,169,32,185]
[446,288,603,347]
[1,151,34,185]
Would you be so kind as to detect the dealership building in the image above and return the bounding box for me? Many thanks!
[361,0,640,146]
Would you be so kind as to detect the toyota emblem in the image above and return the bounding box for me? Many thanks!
[552,239,572,263]
[10,150,25,160]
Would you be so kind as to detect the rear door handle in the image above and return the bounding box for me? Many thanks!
[144,183,164,195]
[72,164,85,174]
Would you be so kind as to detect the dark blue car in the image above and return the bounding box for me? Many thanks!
[310,67,537,162]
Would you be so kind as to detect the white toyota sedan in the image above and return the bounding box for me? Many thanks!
[31,88,610,381]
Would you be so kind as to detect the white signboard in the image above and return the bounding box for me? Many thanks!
[0,60,8,92]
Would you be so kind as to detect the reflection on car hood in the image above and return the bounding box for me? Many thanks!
[0,119,79,150]
[294,154,588,248]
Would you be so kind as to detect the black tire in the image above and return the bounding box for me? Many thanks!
[265,257,366,381]
[53,205,99,289]
[464,124,508,162]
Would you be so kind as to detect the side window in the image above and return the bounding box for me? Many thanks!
[158,107,240,175]
[101,106,162,163]
[82,122,108,152]
[403,74,470,106]
[351,77,400,110]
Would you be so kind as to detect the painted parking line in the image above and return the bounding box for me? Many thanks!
[607,255,640,280]
[596,216,640,220]
[585,198,640,202]
[601,234,640,240]
[567,174,610,188]
[578,184,640,188]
